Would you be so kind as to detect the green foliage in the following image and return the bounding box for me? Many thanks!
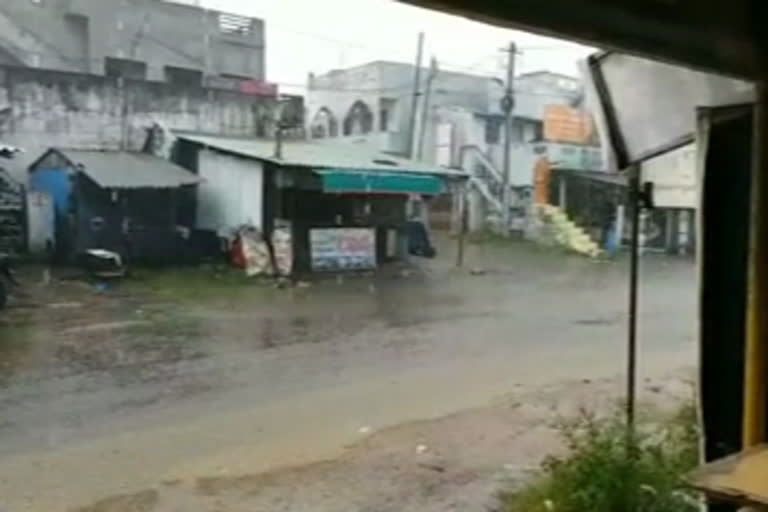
[127,266,277,302]
[499,404,699,512]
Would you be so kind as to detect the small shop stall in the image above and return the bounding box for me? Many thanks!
[28,148,202,264]
[173,134,466,274]
[284,167,447,272]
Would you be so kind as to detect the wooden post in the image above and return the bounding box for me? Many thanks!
[615,204,625,248]
[743,83,768,448]
[456,187,468,267]
[665,209,676,253]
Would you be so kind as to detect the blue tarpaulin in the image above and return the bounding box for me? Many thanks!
[316,169,444,195]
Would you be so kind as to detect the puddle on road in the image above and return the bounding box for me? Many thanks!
[0,309,210,384]
[70,489,159,512]
[0,323,42,384]
[0,268,482,392]
[572,316,620,326]
[257,315,340,348]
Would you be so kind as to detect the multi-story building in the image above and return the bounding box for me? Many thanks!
[0,0,265,83]
[307,61,495,156]
[306,62,585,171]
[307,62,594,231]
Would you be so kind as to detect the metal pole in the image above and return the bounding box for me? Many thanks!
[743,83,768,448]
[457,186,468,267]
[202,5,211,79]
[626,164,641,440]
[500,42,516,234]
[417,57,438,159]
[406,32,425,159]
[274,126,283,159]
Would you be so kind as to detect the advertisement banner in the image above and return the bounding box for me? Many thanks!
[310,228,376,271]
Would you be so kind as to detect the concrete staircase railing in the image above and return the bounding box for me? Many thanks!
[460,145,505,218]
[536,204,602,258]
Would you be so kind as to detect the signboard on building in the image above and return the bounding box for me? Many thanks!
[310,228,376,271]
[205,76,278,97]
[543,106,594,144]
[534,142,603,171]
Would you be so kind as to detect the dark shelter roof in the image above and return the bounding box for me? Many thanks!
[33,149,202,189]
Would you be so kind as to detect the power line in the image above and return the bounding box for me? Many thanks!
[518,45,593,52]
[269,22,584,58]
[0,34,583,98]
[295,82,582,98]
[265,23,584,72]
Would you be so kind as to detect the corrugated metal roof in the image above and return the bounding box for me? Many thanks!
[175,133,466,178]
[62,150,202,189]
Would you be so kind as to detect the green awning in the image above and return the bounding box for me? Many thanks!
[317,169,444,195]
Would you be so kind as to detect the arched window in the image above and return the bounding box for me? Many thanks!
[310,107,339,138]
[343,100,373,136]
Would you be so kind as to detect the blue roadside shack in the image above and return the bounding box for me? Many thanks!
[172,134,467,273]
[28,148,202,264]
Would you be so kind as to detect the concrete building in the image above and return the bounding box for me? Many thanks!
[171,133,465,273]
[306,62,583,171]
[0,65,282,182]
[306,61,494,158]
[306,61,597,233]
[0,0,265,83]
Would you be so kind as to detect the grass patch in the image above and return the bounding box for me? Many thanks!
[467,229,527,246]
[466,230,571,255]
[466,230,584,264]
[127,265,278,302]
[498,403,699,512]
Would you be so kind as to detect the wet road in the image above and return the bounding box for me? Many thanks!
[0,243,696,511]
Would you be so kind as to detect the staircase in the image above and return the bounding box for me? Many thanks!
[460,146,602,257]
[535,204,602,258]
[460,145,506,227]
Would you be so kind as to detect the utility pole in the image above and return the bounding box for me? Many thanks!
[202,5,211,79]
[417,56,438,159]
[406,32,425,159]
[500,42,516,234]
[626,165,641,444]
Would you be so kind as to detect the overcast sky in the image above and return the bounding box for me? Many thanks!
[174,0,595,93]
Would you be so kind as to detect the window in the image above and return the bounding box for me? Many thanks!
[510,122,524,142]
[379,109,389,132]
[105,57,147,80]
[164,66,203,87]
[218,13,254,36]
[343,100,373,136]
[379,98,397,132]
[435,122,453,166]
[311,107,339,138]
[485,117,502,144]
